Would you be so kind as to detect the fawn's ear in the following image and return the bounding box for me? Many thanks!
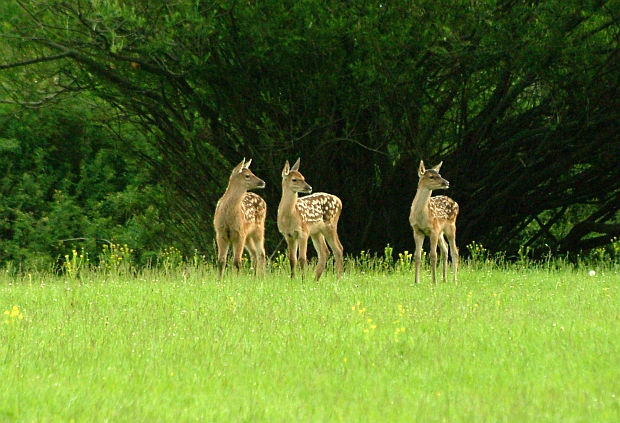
[418,160,426,178]
[244,158,252,169]
[291,158,301,172]
[232,159,246,175]
[282,160,290,177]
[432,161,443,172]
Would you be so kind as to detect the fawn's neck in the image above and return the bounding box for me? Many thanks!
[220,183,247,209]
[279,185,304,227]
[279,186,299,214]
[411,185,433,222]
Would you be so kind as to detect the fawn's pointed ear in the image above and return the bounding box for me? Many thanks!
[244,158,252,169]
[418,160,426,178]
[432,161,443,172]
[233,159,246,175]
[282,160,290,177]
[291,158,301,172]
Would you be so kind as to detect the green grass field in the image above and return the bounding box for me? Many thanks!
[1,261,619,422]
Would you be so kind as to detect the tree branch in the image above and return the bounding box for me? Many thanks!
[0,53,72,70]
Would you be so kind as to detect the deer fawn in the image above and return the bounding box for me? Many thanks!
[213,158,267,278]
[278,158,344,281]
[409,161,459,284]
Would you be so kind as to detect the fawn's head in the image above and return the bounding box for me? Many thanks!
[230,158,266,190]
[418,160,450,190]
[281,158,312,194]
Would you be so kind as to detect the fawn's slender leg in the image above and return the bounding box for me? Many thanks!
[438,234,449,283]
[216,233,230,279]
[325,228,344,279]
[245,237,258,276]
[429,233,440,284]
[250,225,266,278]
[232,234,246,274]
[312,234,329,281]
[255,234,266,278]
[286,235,298,278]
[413,230,425,284]
[446,228,459,283]
[298,235,309,281]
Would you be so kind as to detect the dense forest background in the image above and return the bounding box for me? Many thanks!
[1,0,619,269]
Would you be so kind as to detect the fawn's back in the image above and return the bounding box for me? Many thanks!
[297,193,342,226]
[429,195,459,223]
[242,192,267,225]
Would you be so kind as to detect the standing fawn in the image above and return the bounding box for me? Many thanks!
[213,158,267,278]
[409,160,459,284]
[278,158,344,281]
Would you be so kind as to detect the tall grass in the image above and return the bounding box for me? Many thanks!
[0,257,619,422]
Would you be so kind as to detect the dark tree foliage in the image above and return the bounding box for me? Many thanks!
[0,105,167,267]
[1,0,619,260]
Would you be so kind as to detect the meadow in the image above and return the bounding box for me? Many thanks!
[0,253,619,422]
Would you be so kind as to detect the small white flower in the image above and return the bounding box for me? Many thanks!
[589,270,596,277]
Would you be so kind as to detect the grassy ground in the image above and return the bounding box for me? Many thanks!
[0,262,619,422]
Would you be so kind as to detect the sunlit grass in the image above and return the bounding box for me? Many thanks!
[0,262,619,422]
